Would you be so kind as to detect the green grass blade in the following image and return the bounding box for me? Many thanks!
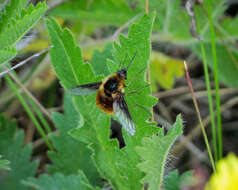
[195,8,218,162]
[200,41,218,162]
[206,0,223,159]
[28,97,52,134]
[4,75,53,150]
[7,66,52,134]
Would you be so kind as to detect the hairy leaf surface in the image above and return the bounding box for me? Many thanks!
[0,0,28,34]
[23,173,96,190]
[0,2,48,50]
[0,115,38,190]
[135,115,183,190]
[47,94,101,186]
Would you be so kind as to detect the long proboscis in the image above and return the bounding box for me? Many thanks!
[0,45,53,78]
[126,52,137,71]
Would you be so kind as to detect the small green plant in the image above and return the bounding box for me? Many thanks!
[45,13,184,189]
[4,0,238,189]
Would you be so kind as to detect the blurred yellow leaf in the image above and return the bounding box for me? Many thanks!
[22,38,49,52]
[150,51,184,91]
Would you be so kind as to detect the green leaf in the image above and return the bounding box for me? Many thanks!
[163,170,194,190]
[46,18,103,88]
[46,13,159,190]
[147,0,238,87]
[0,155,10,171]
[0,0,29,34]
[23,173,95,190]
[91,42,113,76]
[147,0,227,42]
[48,0,138,26]
[220,16,238,39]
[47,94,101,186]
[0,2,48,50]
[0,47,17,65]
[135,115,183,190]
[0,115,39,190]
[191,42,238,87]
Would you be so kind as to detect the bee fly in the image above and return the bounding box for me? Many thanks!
[69,54,137,135]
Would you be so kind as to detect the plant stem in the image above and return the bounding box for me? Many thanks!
[184,62,216,172]
[5,75,53,150]
[145,0,149,14]
[206,0,223,159]
[194,4,218,162]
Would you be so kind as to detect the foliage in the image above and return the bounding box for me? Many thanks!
[0,115,39,190]
[0,47,17,66]
[0,0,29,33]
[48,0,139,26]
[135,115,183,190]
[48,0,238,88]
[45,12,185,189]
[2,0,233,189]
[23,173,96,190]
[163,170,194,190]
[0,154,10,171]
[147,0,238,87]
[91,42,114,76]
[47,94,101,186]
[0,1,47,65]
[150,52,184,91]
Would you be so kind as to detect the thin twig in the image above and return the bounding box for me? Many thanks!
[173,96,238,154]
[184,61,216,171]
[112,13,142,41]
[6,69,52,121]
[145,0,149,14]
[177,88,238,100]
[153,85,205,99]
[0,46,53,78]
[144,0,154,121]
[47,0,68,12]
[0,54,51,106]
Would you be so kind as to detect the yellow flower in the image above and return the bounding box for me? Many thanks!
[206,153,238,190]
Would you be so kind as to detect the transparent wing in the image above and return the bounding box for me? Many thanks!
[113,93,135,135]
[68,82,102,95]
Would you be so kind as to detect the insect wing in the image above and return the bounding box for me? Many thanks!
[113,94,135,135]
[68,82,102,95]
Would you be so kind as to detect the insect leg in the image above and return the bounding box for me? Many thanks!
[126,66,147,87]
[126,84,150,95]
